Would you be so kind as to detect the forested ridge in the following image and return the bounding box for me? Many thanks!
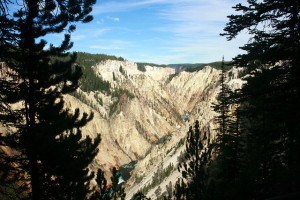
[1,0,300,200]
[169,61,232,72]
[75,52,125,68]
[65,52,125,94]
[173,0,300,199]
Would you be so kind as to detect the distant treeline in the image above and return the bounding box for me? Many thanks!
[74,52,125,94]
[74,52,232,73]
[80,65,111,94]
[75,52,125,68]
[169,61,232,72]
[136,62,169,72]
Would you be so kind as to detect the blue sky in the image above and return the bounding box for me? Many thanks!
[48,0,249,64]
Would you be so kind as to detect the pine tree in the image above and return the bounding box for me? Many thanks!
[210,58,245,199]
[113,72,116,81]
[90,168,109,200]
[131,192,150,200]
[221,0,300,198]
[154,186,161,199]
[165,181,173,199]
[0,0,100,199]
[212,57,234,161]
[235,69,293,198]
[174,120,212,200]
[173,179,186,200]
[212,57,232,136]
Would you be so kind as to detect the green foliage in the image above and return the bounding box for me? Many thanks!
[70,91,103,113]
[109,88,135,116]
[169,61,232,72]
[75,52,125,68]
[135,120,152,142]
[230,68,299,199]
[204,0,300,199]
[119,65,126,76]
[140,163,174,195]
[165,181,173,199]
[165,73,179,84]
[90,168,109,200]
[0,1,100,199]
[212,58,233,136]
[136,63,147,72]
[209,58,245,199]
[137,62,169,71]
[163,163,174,180]
[174,121,213,200]
[71,52,127,94]
[131,192,151,200]
[176,150,187,164]
[113,72,116,81]
[155,132,172,145]
[176,138,185,148]
[154,186,162,199]
[80,65,111,94]
[152,163,174,186]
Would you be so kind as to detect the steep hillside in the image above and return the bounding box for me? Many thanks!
[0,54,245,197]
[125,66,245,199]
[67,59,182,175]
[61,56,245,198]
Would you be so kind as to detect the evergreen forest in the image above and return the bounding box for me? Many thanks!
[174,1,300,199]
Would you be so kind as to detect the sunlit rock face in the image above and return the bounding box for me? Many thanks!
[0,58,245,189]
[63,59,245,185]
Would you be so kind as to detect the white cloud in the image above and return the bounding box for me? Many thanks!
[90,0,249,63]
[96,19,104,24]
[72,34,86,41]
[92,0,171,14]
[153,0,249,62]
[89,40,130,50]
[107,16,120,22]
[73,28,111,40]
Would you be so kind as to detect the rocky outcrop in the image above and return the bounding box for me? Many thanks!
[62,59,246,189]
[1,58,245,191]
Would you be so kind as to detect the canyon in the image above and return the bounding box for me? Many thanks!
[0,57,245,198]
[61,58,245,198]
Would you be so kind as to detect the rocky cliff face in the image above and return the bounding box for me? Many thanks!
[0,56,245,197]
[62,59,245,193]
[64,60,183,177]
[124,65,245,199]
